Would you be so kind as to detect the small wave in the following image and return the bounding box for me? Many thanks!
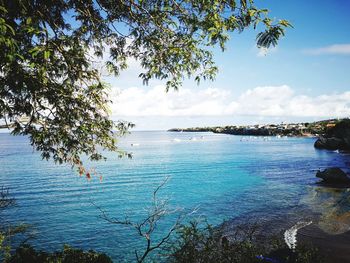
[284,221,312,250]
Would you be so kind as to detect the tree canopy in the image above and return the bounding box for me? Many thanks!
[0,0,291,174]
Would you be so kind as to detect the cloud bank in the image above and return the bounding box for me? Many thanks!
[303,44,350,55]
[110,85,350,119]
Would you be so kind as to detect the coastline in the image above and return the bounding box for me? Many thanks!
[224,210,350,263]
[222,181,350,263]
[168,119,341,137]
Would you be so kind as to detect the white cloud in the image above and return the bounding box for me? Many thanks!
[109,85,350,119]
[256,47,278,57]
[303,44,350,55]
[110,86,231,117]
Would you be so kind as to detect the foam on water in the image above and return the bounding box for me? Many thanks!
[284,221,313,250]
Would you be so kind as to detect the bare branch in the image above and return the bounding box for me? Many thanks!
[93,176,191,263]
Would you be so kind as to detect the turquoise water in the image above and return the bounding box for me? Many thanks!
[0,131,349,261]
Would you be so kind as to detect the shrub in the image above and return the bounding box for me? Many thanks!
[166,221,324,263]
[8,244,112,263]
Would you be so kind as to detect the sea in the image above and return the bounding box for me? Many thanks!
[1,131,349,261]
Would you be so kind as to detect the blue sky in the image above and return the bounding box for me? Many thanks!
[104,0,350,130]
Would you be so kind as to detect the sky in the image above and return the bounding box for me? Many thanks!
[104,0,350,130]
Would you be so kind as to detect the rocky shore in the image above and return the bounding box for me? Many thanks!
[205,118,350,262]
[314,119,350,151]
[298,223,350,263]
[305,119,350,261]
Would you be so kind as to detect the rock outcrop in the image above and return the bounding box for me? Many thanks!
[314,137,344,150]
[314,119,350,151]
[316,168,350,184]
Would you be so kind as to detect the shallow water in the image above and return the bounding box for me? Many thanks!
[0,131,349,261]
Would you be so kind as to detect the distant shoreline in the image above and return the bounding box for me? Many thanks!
[168,119,342,137]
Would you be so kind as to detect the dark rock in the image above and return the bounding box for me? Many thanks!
[314,136,344,150]
[314,119,350,151]
[316,168,350,183]
[327,119,350,140]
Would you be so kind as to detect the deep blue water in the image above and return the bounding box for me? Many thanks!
[0,131,349,261]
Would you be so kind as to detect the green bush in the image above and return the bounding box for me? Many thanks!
[8,244,112,263]
[166,221,324,263]
[3,222,326,263]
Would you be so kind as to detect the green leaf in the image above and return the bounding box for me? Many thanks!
[44,50,50,60]
[26,17,32,25]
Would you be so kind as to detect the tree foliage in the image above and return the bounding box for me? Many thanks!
[0,0,291,172]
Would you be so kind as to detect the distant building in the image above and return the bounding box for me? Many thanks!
[326,123,336,128]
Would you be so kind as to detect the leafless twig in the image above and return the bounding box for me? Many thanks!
[93,176,189,263]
